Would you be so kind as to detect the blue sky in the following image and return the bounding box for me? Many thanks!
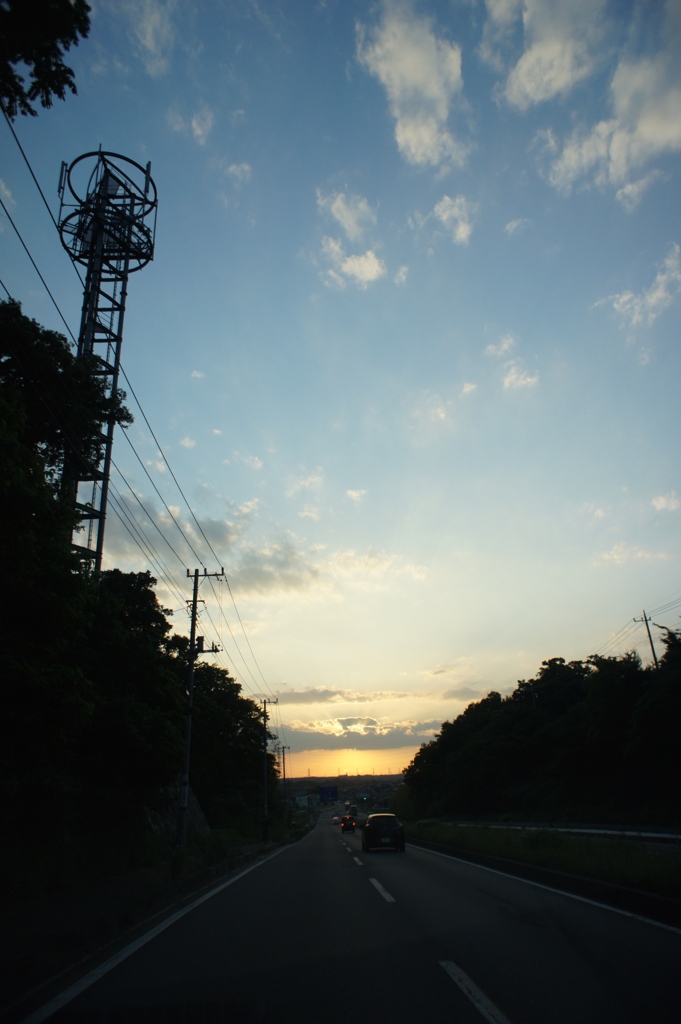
[2,0,680,776]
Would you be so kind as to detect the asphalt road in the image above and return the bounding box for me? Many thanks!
[22,813,681,1023]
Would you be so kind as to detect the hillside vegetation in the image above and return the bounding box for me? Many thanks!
[0,300,278,903]
[401,644,680,824]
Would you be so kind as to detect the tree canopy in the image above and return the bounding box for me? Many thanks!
[0,0,91,119]
[403,644,681,824]
[0,299,131,490]
[1,301,276,862]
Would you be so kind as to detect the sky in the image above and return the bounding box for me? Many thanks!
[2,0,681,778]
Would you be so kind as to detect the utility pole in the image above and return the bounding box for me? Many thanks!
[176,567,223,848]
[281,744,290,814]
[635,610,659,670]
[261,697,278,842]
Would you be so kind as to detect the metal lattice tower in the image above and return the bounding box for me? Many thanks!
[58,150,158,571]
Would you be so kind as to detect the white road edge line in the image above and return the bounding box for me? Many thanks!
[369,877,396,903]
[439,961,513,1024]
[18,845,290,1024]
[420,846,681,935]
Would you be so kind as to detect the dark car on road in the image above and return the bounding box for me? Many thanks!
[361,813,405,852]
[340,815,356,833]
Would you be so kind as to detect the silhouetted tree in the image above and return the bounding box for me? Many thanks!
[402,643,680,824]
[75,571,185,809]
[189,661,272,829]
[0,0,91,119]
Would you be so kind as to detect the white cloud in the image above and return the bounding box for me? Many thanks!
[503,361,539,389]
[283,716,438,748]
[231,451,263,470]
[238,498,261,516]
[608,244,681,330]
[276,687,409,706]
[598,542,670,565]
[286,470,324,497]
[229,535,426,600]
[226,162,252,187]
[167,105,215,145]
[461,382,477,395]
[502,0,607,111]
[317,190,377,242]
[394,265,409,285]
[347,489,367,503]
[356,0,469,171]
[615,171,665,212]
[434,194,475,245]
[191,370,204,379]
[0,179,13,205]
[342,250,387,288]
[441,685,487,702]
[541,3,681,195]
[652,493,680,512]
[230,536,321,596]
[485,333,515,357]
[320,236,387,290]
[505,217,529,235]
[319,548,427,588]
[123,0,177,77]
[411,390,453,431]
[180,436,196,448]
[479,0,523,71]
[299,505,321,520]
[191,107,214,145]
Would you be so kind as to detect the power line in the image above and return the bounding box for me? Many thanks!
[2,126,279,703]
[3,106,59,235]
[107,484,187,606]
[0,195,77,344]
[107,490,186,605]
[119,365,220,566]
[111,458,189,569]
[120,364,277,695]
[119,428,206,565]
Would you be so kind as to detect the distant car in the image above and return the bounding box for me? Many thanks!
[340,815,356,833]
[331,816,340,825]
[361,813,405,852]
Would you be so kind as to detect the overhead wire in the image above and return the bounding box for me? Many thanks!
[593,587,681,661]
[0,194,77,343]
[107,482,187,607]
[110,458,189,569]
[118,427,205,566]
[3,107,60,232]
[106,489,186,606]
[3,116,278,709]
[121,362,278,699]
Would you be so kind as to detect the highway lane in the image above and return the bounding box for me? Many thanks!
[23,816,681,1023]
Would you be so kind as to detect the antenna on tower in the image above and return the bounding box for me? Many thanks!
[58,150,158,571]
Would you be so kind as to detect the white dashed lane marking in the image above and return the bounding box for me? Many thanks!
[369,877,396,903]
[439,961,513,1024]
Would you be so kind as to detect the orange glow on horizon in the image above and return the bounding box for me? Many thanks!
[285,745,419,779]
